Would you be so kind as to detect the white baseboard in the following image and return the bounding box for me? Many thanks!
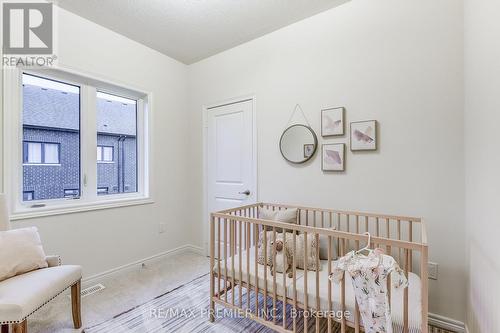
[429,313,466,333]
[82,244,204,285]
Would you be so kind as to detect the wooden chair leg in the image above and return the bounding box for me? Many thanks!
[12,320,27,333]
[71,280,82,329]
[1,324,9,333]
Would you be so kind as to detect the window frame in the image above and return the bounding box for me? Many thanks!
[3,67,153,220]
[23,141,61,165]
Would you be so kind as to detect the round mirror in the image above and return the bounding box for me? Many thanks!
[279,124,318,164]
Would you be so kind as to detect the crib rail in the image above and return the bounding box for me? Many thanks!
[209,203,428,333]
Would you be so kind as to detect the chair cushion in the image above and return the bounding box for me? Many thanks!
[0,227,48,282]
[0,265,82,323]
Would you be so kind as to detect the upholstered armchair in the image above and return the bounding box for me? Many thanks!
[0,195,82,333]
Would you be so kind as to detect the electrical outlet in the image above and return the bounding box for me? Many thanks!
[159,223,166,234]
[428,262,438,280]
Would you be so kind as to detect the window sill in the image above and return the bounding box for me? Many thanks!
[10,197,154,221]
[23,163,61,167]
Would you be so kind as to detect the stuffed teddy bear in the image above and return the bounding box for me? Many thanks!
[270,236,293,278]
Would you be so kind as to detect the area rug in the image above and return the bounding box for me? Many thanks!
[84,274,339,333]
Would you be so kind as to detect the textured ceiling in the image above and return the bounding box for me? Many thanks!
[56,0,349,64]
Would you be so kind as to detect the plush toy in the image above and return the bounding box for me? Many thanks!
[270,237,293,278]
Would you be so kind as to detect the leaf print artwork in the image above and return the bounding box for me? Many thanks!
[321,107,344,136]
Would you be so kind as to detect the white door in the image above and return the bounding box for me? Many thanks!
[206,99,256,256]
[207,99,256,213]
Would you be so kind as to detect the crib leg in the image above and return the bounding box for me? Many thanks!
[209,297,215,322]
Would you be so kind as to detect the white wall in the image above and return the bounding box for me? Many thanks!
[188,0,466,322]
[0,7,193,278]
[464,0,500,331]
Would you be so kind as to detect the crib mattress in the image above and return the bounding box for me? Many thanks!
[213,249,422,332]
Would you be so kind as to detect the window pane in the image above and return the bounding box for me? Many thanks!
[23,74,80,201]
[103,147,113,161]
[96,92,137,195]
[97,146,102,161]
[97,187,108,195]
[44,143,59,164]
[27,142,42,163]
[23,191,34,201]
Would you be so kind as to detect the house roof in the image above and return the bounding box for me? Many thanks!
[23,84,137,136]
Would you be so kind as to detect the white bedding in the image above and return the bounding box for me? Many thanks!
[214,247,422,332]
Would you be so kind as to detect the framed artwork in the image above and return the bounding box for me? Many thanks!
[350,120,377,151]
[321,107,345,137]
[304,144,315,158]
[322,143,345,172]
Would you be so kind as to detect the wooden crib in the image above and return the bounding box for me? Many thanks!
[209,203,428,333]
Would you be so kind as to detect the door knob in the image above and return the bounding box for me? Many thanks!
[239,190,251,196]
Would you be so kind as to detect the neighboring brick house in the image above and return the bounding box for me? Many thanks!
[22,84,137,201]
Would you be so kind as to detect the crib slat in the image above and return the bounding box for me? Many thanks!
[355,215,359,249]
[209,215,215,322]
[239,220,243,308]
[345,214,350,250]
[315,233,320,333]
[327,235,332,333]
[409,220,413,272]
[217,218,221,300]
[254,223,259,316]
[246,221,251,310]
[340,238,346,333]
[293,232,298,333]
[404,248,409,333]
[283,235,287,330]
[272,227,277,324]
[231,221,236,305]
[421,243,429,333]
[398,219,402,263]
[264,228,268,314]
[304,232,308,333]
[224,219,228,303]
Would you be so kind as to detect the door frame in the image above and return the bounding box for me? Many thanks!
[202,95,258,256]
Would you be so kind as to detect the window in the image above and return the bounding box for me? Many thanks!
[64,189,79,198]
[22,74,79,202]
[97,146,114,162]
[23,142,60,165]
[23,191,34,201]
[97,187,109,195]
[97,92,137,195]
[6,69,150,216]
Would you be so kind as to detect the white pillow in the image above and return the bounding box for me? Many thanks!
[259,207,298,232]
[0,227,48,282]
